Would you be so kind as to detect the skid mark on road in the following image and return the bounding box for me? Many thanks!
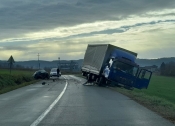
[30,76,68,126]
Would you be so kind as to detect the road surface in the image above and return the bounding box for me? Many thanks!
[0,75,174,126]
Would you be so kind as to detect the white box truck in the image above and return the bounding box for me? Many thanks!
[81,44,152,89]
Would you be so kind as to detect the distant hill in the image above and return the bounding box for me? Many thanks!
[136,57,175,67]
[1,57,175,69]
[15,59,84,69]
[0,59,84,70]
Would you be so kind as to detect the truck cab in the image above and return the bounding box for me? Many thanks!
[108,58,152,89]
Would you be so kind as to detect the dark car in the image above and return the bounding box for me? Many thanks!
[33,69,49,79]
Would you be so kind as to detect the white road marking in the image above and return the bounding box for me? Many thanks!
[30,76,68,126]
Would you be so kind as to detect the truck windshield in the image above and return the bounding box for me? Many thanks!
[112,60,138,76]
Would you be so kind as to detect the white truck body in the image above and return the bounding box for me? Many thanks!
[82,44,137,75]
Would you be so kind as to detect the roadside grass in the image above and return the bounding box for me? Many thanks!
[112,75,175,123]
[0,80,39,94]
[0,68,39,94]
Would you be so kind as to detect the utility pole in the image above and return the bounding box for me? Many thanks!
[37,53,40,69]
[70,60,73,72]
[58,57,60,69]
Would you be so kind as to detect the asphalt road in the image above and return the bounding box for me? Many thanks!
[0,75,174,126]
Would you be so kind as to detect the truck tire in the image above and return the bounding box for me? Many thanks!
[96,76,104,86]
[82,72,86,76]
[106,79,111,86]
[87,74,92,81]
[91,75,96,81]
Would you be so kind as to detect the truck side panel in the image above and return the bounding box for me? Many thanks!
[82,44,137,75]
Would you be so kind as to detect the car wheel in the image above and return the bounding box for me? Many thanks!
[47,74,49,79]
[44,74,48,79]
[41,74,45,79]
[35,75,39,79]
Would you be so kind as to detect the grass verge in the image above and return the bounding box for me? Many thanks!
[111,87,175,123]
[0,80,39,94]
[0,69,39,94]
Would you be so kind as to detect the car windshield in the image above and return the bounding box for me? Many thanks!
[51,68,57,72]
[39,70,46,73]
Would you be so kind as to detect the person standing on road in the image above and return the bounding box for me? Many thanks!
[57,67,60,77]
[103,66,110,78]
[102,65,110,86]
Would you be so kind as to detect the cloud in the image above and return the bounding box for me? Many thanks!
[1,11,175,44]
[1,0,175,32]
[0,0,175,61]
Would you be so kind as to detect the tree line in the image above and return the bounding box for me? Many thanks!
[160,61,175,76]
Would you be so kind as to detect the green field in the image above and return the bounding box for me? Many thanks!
[0,68,35,76]
[113,75,175,123]
[134,75,175,104]
[0,68,38,94]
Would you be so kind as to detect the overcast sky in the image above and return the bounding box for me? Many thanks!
[0,0,175,61]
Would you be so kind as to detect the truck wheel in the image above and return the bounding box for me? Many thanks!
[97,76,104,86]
[91,75,96,81]
[106,79,111,86]
[87,74,92,81]
[82,72,86,76]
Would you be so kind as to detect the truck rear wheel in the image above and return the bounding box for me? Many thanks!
[87,74,92,81]
[91,75,96,81]
[96,76,104,86]
[82,72,86,76]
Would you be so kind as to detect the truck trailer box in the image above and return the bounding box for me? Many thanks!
[82,44,137,75]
